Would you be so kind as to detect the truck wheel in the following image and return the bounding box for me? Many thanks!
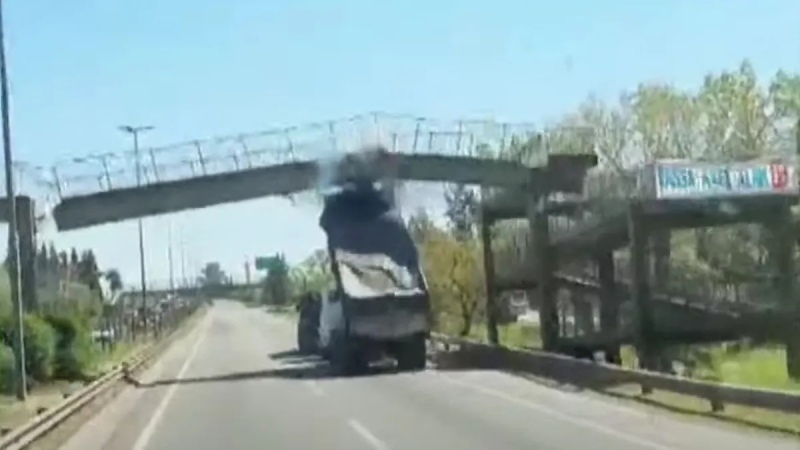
[396,335,427,371]
[297,331,310,354]
[330,333,367,376]
[320,344,332,361]
[298,337,307,354]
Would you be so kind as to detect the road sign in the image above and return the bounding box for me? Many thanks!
[255,256,281,271]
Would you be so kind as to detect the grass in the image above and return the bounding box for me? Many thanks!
[92,339,152,375]
[464,322,542,349]
[715,347,800,391]
[604,345,800,435]
[599,382,800,435]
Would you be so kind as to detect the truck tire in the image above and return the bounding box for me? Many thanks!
[320,345,332,361]
[330,332,367,376]
[396,334,427,371]
[297,334,309,354]
[298,330,317,355]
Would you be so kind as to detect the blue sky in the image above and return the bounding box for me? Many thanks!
[1,0,799,287]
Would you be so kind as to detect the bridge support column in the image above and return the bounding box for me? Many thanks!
[529,196,558,352]
[768,204,800,379]
[596,250,621,364]
[650,229,672,371]
[628,202,657,371]
[650,230,671,290]
[480,214,499,345]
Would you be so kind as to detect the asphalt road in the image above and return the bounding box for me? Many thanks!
[61,300,797,450]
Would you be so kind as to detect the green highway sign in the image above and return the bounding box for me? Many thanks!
[255,256,281,271]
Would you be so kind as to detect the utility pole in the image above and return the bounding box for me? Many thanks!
[0,0,26,401]
[118,125,153,339]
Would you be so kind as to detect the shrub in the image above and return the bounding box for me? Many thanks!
[0,344,15,394]
[44,314,98,380]
[0,315,59,382]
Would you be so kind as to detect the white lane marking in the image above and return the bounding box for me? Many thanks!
[131,315,211,450]
[437,374,676,450]
[348,418,389,450]
[459,371,646,418]
[306,380,324,396]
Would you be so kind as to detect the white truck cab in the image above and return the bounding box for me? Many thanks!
[317,289,343,355]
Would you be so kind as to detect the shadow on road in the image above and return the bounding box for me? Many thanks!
[133,354,408,388]
[268,349,304,360]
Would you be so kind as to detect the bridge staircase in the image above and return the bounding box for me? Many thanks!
[489,189,788,352]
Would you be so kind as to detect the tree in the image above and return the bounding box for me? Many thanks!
[78,250,101,297]
[407,208,436,243]
[415,220,485,336]
[35,243,50,283]
[69,248,79,276]
[47,243,59,276]
[289,250,333,297]
[443,184,477,242]
[261,253,290,305]
[58,251,68,271]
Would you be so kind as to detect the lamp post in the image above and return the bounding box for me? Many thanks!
[0,0,26,401]
[118,125,153,338]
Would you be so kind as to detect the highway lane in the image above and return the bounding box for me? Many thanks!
[61,300,797,450]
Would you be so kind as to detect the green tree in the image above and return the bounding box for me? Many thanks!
[443,184,477,242]
[69,248,79,273]
[78,250,102,299]
[47,243,60,278]
[289,250,333,297]
[36,243,49,278]
[261,253,290,305]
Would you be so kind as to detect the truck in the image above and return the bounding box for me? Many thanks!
[315,172,431,375]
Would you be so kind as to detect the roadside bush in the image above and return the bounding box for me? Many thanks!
[0,344,15,394]
[0,315,59,382]
[22,315,57,381]
[45,314,98,380]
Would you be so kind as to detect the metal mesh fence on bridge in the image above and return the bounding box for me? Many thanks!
[16,113,543,203]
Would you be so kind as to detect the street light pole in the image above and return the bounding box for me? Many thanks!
[0,0,27,401]
[119,125,153,339]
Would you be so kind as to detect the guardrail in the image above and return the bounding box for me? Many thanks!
[0,305,205,450]
[428,333,800,415]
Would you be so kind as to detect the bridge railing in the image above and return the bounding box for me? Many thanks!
[30,114,543,199]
